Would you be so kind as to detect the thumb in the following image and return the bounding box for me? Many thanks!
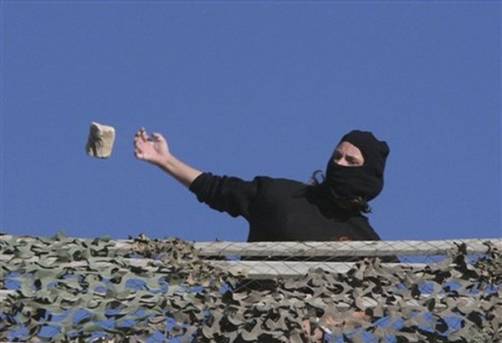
[152,132,166,141]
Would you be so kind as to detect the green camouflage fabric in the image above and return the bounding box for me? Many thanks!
[0,233,500,342]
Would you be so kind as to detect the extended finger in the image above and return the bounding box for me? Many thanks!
[152,133,164,141]
[136,128,147,141]
[134,148,144,158]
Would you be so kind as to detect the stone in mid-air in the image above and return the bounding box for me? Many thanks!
[86,122,116,159]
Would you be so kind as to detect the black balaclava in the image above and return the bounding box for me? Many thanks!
[324,130,389,202]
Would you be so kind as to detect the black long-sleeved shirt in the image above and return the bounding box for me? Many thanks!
[189,172,381,242]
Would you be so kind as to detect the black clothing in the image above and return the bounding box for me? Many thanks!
[340,130,389,177]
[325,161,383,202]
[325,130,389,201]
[189,172,381,242]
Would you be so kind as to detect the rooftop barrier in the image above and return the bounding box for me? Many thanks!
[0,233,500,342]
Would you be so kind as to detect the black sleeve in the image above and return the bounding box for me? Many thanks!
[189,172,262,219]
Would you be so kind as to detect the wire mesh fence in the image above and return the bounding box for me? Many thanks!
[192,239,498,291]
[0,233,501,342]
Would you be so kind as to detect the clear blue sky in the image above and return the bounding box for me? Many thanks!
[2,1,500,242]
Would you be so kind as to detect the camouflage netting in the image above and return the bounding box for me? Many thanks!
[0,233,501,342]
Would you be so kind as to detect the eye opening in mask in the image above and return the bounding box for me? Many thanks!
[332,142,365,167]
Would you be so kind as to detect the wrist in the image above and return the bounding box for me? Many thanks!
[156,154,176,171]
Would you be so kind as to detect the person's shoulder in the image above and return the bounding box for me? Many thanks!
[251,176,309,197]
[253,176,307,188]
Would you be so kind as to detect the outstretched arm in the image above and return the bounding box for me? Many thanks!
[133,128,202,188]
[134,128,261,220]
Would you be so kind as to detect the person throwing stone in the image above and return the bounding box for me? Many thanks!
[133,127,390,244]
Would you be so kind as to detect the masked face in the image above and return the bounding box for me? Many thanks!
[325,141,383,201]
[331,142,365,167]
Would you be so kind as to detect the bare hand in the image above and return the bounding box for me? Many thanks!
[134,128,171,166]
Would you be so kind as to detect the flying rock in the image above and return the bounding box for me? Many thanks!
[86,122,116,159]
